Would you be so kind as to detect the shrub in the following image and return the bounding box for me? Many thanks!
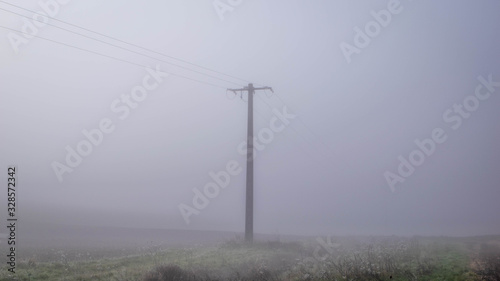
[143,264,195,281]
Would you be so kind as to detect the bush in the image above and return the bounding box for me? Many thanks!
[143,264,195,281]
[473,243,500,281]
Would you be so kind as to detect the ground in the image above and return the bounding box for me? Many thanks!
[1,232,499,281]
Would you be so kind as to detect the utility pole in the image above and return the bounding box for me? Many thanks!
[228,83,273,243]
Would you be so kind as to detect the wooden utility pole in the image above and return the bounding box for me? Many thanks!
[228,83,273,242]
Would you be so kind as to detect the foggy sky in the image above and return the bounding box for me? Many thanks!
[1,0,500,237]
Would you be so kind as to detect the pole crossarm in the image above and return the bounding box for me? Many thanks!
[227,86,273,93]
[254,86,273,92]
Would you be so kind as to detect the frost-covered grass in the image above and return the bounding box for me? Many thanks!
[1,236,496,281]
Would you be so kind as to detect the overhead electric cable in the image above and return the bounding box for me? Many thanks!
[0,26,229,89]
[0,6,243,87]
[0,1,251,85]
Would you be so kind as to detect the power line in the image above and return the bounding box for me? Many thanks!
[251,81,334,158]
[254,90,333,164]
[1,11,313,124]
[254,92,350,175]
[0,26,229,89]
[1,2,317,120]
[0,7,244,87]
[269,91,333,150]
[0,1,328,130]
[255,94,324,156]
[0,1,251,85]
[2,1,331,153]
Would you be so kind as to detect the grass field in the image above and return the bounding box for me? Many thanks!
[1,233,499,281]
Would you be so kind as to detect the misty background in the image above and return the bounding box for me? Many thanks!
[1,0,499,238]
